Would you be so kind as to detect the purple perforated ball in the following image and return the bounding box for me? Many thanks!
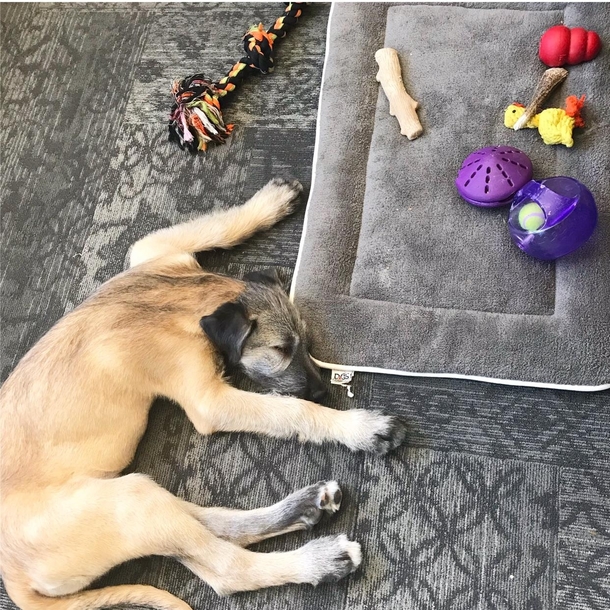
[456,146,533,207]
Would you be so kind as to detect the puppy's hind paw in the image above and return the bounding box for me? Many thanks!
[286,480,343,530]
[316,480,342,514]
[301,534,362,585]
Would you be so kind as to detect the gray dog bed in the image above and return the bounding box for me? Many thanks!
[291,2,610,390]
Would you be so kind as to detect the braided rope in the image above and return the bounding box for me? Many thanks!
[169,3,306,153]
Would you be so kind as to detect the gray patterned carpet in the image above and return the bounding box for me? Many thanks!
[1,3,609,610]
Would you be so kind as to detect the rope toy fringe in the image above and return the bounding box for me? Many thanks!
[169,3,307,153]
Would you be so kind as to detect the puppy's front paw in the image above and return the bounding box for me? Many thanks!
[301,534,362,585]
[343,410,407,455]
[262,177,304,216]
[370,415,407,455]
[269,177,304,196]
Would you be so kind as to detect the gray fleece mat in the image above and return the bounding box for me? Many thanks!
[292,3,610,389]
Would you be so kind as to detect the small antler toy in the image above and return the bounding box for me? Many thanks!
[505,95,585,148]
[513,68,568,130]
[505,67,585,147]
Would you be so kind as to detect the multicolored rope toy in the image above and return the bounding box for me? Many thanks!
[169,3,307,153]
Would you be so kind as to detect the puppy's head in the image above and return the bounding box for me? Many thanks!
[200,270,327,402]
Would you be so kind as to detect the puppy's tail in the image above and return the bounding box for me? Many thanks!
[4,580,192,610]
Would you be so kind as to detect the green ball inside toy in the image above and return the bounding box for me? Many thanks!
[518,202,545,231]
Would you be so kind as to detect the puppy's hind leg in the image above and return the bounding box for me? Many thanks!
[187,480,343,547]
[129,178,303,267]
[24,474,359,604]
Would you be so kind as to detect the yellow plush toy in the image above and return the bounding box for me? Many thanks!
[504,95,586,148]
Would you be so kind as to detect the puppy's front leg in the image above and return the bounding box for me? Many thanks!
[183,383,406,454]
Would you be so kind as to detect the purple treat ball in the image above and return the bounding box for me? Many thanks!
[456,146,533,207]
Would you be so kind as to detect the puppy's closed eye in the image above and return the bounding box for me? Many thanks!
[273,344,293,358]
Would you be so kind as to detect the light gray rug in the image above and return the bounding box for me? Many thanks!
[291,2,610,389]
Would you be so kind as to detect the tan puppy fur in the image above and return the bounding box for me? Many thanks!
[0,179,405,610]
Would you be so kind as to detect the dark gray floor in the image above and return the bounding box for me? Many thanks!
[1,4,609,610]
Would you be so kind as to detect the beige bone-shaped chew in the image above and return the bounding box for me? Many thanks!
[375,48,423,140]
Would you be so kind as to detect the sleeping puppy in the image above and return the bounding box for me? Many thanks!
[0,178,406,610]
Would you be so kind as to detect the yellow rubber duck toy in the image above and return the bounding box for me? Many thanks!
[504,95,585,148]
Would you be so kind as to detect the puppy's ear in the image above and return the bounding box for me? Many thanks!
[200,302,253,366]
[244,269,281,287]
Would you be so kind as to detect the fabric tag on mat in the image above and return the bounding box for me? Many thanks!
[331,370,355,398]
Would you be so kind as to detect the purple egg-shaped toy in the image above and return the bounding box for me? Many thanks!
[456,146,533,207]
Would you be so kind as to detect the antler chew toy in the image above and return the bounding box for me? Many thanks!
[375,48,423,140]
[513,68,568,130]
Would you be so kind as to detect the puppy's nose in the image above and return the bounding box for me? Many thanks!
[308,384,328,403]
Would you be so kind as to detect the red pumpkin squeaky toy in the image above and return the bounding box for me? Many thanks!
[539,25,602,67]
